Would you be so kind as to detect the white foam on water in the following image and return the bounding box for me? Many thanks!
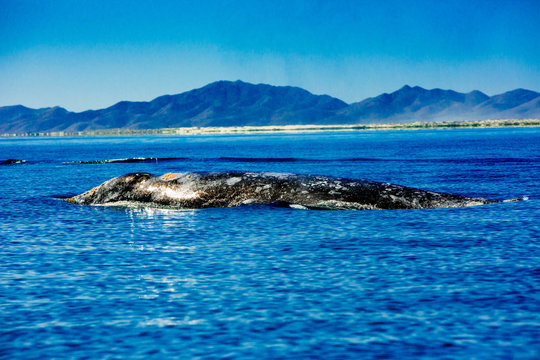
[139,294,159,299]
[138,317,205,327]
[160,245,196,253]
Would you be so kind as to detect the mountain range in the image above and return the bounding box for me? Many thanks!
[1,80,539,134]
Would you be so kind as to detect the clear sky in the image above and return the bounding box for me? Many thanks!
[1,0,539,111]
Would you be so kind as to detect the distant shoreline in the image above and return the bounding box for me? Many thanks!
[2,119,539,137]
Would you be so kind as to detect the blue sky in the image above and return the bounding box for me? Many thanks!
[1,0,539,111]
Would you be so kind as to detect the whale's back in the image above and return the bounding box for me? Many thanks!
[64,171,509,210]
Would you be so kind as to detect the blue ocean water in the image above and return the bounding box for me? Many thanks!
[1,128,539,359]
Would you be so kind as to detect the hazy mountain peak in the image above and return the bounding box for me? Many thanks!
[468,90,488,97]
[396,85,426,92]
[495,88,539,100]
[485,88,540,111]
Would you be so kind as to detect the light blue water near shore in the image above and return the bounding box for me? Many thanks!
[1,128,539,359]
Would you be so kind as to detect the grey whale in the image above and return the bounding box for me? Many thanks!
[65,171,520,210]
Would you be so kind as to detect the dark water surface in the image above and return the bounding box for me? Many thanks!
[1,128,539,359]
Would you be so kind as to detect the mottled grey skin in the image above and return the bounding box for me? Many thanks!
[65,171,514,210]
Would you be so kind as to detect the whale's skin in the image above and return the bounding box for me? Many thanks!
[65,171,505,210]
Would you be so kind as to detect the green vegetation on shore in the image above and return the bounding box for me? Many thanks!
[2,119,539,137]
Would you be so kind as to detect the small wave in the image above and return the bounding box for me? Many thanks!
[217,157,390,163]
[69,156,540,165]
[72,156,374,164]
[420,157,540,164]
[218,157,538,164]
[218,156,303,162]
[74,157,187,164]
[138,317,205,327]
[75,156,346,164]
[0,159,27,165]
